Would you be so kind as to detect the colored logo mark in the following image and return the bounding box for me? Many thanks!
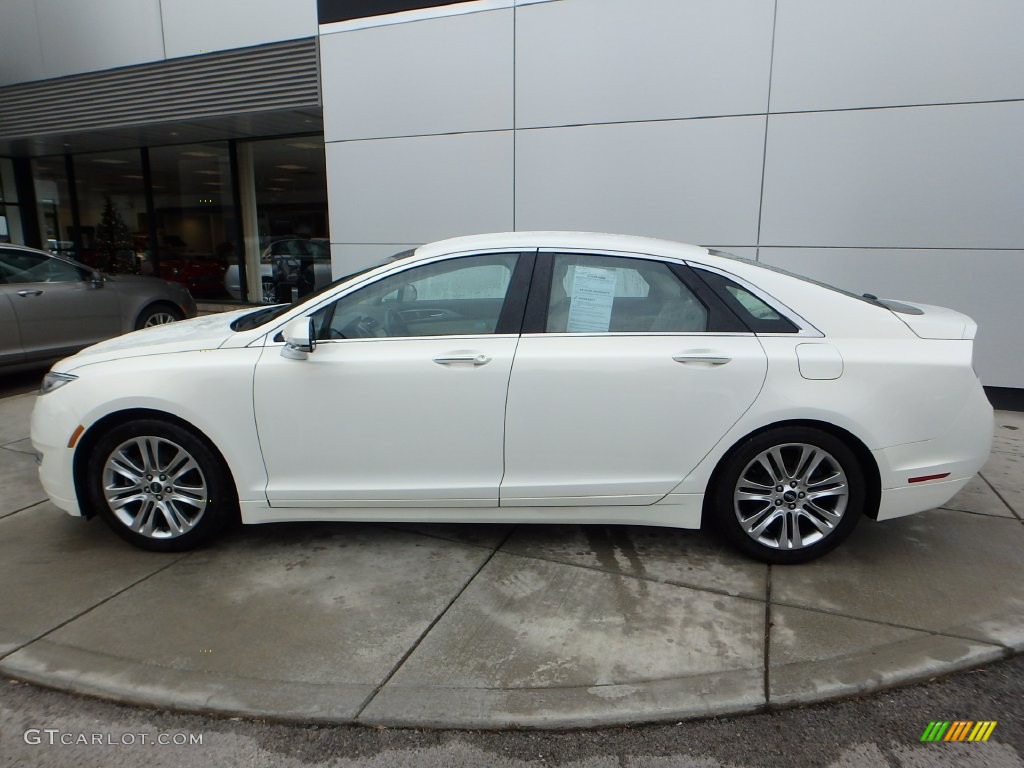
[920,721,997,742]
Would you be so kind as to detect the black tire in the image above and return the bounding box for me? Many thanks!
[86,419,236,552]
[712,426,864,564]
[135,302,184,329]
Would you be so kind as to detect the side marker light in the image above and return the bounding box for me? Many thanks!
[67,425,85,448]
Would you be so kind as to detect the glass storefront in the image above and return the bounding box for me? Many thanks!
[0,158,24,245]
[15,134,328,303]
[72,149,147,275]
[236,137,330,303]
[32,158,74,256]
[149,142,238,298]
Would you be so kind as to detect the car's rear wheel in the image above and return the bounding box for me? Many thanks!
[136,303,184,329]
[86,419,235,551]
[713,426,863,564]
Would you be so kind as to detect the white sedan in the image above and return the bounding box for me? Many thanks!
[31,232,993,563]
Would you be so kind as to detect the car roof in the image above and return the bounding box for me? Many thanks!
[0,243,49,255]
[413,231,711,261]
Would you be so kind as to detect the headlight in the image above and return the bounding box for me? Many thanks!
[40,371,78,395]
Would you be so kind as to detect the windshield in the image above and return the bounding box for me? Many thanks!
[229,248,417,332]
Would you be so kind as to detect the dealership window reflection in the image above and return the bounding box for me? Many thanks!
[32,158,74,257]
[232,136,329,303]
[72,150,146,276]
[0,158,24,245]
[148,143,237,299]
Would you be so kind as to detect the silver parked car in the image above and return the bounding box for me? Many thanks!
[0,244,197,371]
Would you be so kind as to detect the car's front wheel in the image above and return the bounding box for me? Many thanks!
[86,419,235,551]
[713,426,864,564]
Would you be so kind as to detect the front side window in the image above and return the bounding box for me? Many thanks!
[545,253,707,333]
[312,252,519,339]
[0,249,86,284]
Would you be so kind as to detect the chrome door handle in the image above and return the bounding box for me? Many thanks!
[672,351,732,366]
[433,353,491,366]
[17,290,43,297]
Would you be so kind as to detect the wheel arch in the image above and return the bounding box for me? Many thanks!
[72,407,239,520]
[702,418,883,525]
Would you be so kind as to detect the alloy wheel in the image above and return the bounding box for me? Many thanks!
[143,311,179,326]
[102,436,208,539]
[733,442,849,551]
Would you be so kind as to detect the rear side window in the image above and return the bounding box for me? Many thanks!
[545,253,708,333]
[694,268,799,333]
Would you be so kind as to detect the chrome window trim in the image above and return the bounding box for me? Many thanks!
[536,247,823,338]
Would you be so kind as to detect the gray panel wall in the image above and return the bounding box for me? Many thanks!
[326,132,514,246]
[160,0,317,59]
[760,102,1024,249]
[321,9,513,141]
[515,0,774,126]
[0,0,318,85]
[515,117,765,245]
[771,0,1024,111]
[319,0,1023,387]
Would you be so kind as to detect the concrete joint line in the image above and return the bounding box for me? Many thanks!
[939,506,1019,520]
[0,499,49,520]
[0,552,192,666]
[979,472,1023,521]
[352,526,519,721]
[767,597,1018,651]
[496,546,769,605]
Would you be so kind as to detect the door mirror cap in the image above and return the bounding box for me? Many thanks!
[281,317,316,360]
[90,271,105,288]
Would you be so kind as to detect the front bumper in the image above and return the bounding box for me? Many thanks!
[31,388,84,517]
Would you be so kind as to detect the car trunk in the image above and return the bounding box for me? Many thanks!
[878,299,978,340]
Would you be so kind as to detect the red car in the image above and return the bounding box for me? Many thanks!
[155,257,228,298]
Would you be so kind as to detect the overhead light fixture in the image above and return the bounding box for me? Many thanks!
[123,174,145,179]
[92,158,128,165]
[266,187,285,192]
[182,150,216,158]
[271,177,292,182]
[195,170,221,176]
[204,181,223,187]
[274,163,305,170]
[288,141,321,150]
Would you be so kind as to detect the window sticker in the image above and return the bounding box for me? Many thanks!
[566,266,618,332]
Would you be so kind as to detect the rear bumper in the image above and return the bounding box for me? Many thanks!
[873,381,993,521]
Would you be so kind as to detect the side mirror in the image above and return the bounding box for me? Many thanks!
[90,271,105,288]
[281,317,316,360]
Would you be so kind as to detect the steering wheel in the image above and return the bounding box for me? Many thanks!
[339,314,382,338]
[384,308,410,337]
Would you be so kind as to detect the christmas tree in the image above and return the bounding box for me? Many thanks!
[94,197,137,273]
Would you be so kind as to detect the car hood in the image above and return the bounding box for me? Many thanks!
[57,308,257,371]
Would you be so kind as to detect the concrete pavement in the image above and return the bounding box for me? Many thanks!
[1,390,1022,728]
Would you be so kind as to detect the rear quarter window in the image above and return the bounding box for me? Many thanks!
[694,268,799,334]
